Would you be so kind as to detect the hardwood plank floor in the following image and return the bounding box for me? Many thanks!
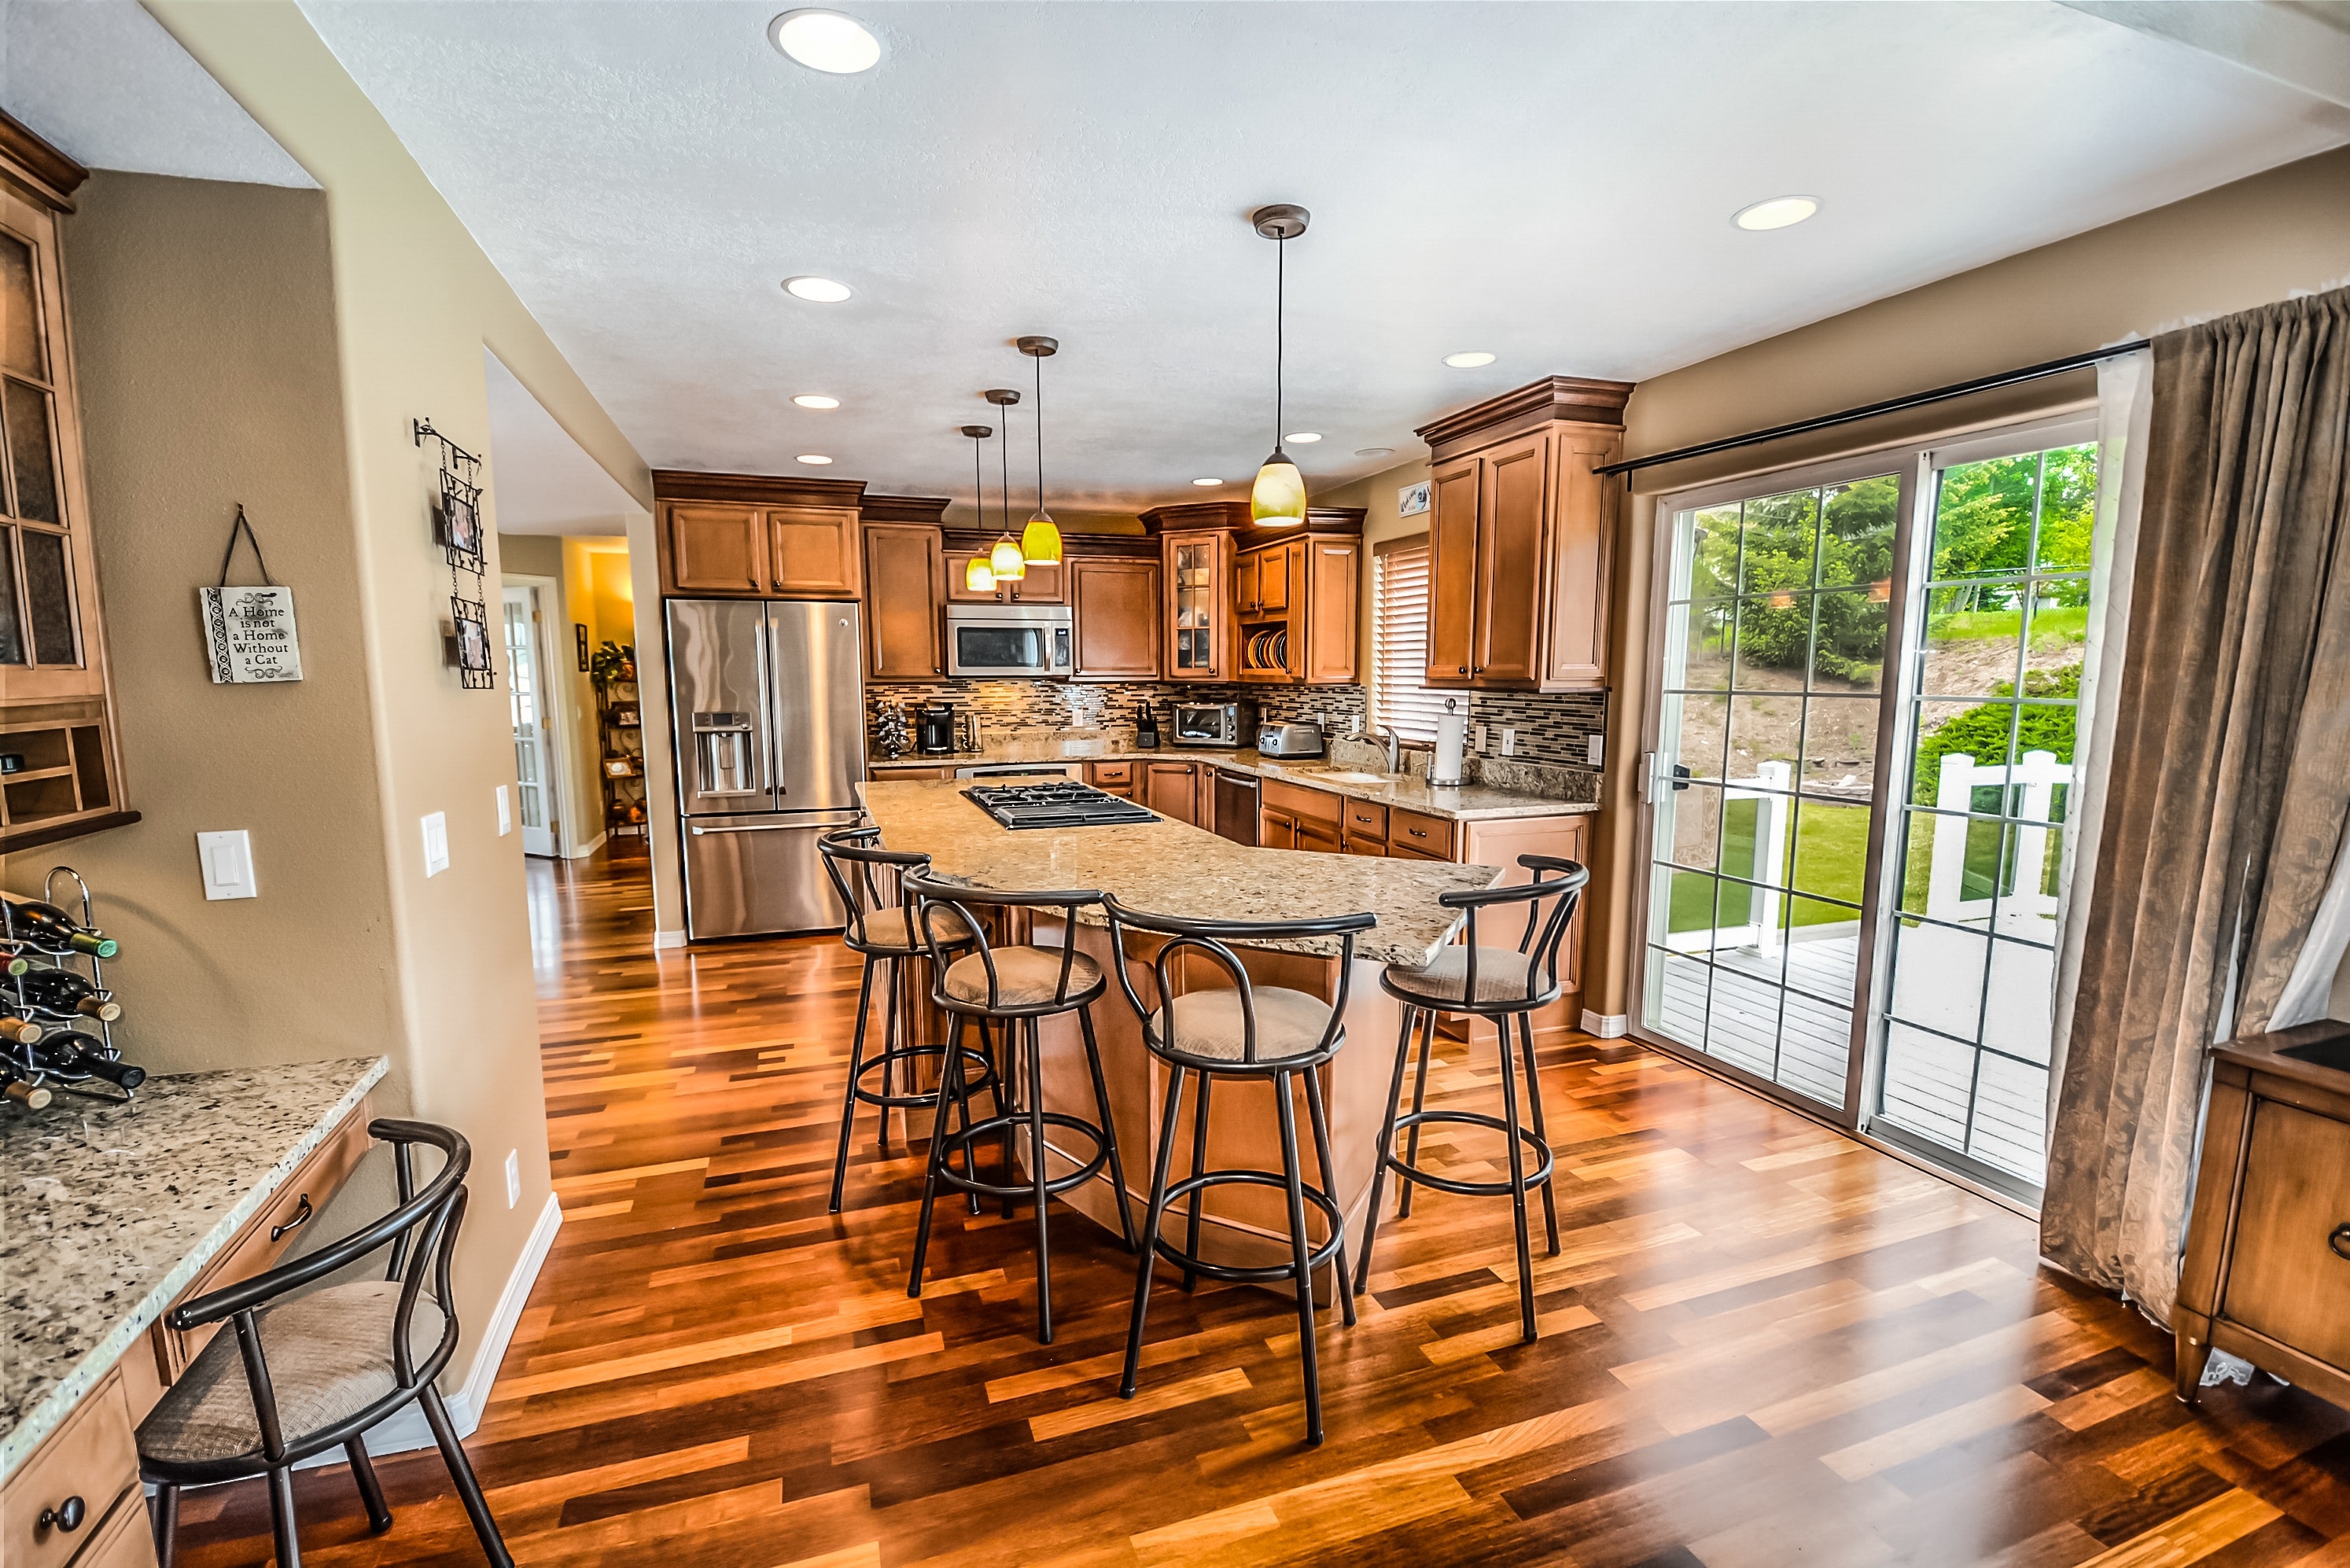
[173,845,2350,1566]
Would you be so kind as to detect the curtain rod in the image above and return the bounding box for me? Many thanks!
[1595,340,2150,478]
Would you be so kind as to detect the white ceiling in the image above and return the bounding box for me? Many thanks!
[0,0,314,188]
[484,350,643,536]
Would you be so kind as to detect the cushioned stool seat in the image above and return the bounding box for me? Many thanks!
[1151,986,1333,1062]
[1382,945,1545,1007]
[942,945,1103,1007]
[857,904,974,955]
[140,1282,448,1466]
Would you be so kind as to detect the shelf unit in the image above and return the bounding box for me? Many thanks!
[596,662,646,840]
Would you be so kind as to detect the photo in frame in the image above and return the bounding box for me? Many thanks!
[451,594,495,686]
[576,622,590,672]
[1398,480,1431,517]
[437,469,484,562]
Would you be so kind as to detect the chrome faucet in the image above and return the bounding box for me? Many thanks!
[1376,726,1402,775]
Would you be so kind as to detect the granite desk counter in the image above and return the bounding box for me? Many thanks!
[860,779,1510,1286]
[2,1055,387,1505]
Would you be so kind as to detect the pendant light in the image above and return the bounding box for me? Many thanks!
[1250,204,1309,527]
[1016,335,1064,565]
[960,425,996,593]
[982,388,1024,580]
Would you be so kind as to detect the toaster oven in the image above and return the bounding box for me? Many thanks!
[1170,701,1258,748]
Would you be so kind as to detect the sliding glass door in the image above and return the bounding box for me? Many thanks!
[1639,419,2101,1194]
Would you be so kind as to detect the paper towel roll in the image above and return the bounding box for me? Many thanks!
[1431,709,1468,786]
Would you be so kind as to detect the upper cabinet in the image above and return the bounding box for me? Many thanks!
[862,521,945,680]
[1415,376,1630,692]
[1144,501,1360,688]
[1069,555,1162,680]
[654,471,866,599]
[945,549,1063,604]
[0,113,131,854]
[1160,529,1229,681]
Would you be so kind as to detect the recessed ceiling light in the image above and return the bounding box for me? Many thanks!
[793,394,840,410]
[1355,447,1394,458]
[1192,478,1222,487]
[1442,352,1496,369]
[1284,432,1322,444]
[768,9,882,74]
[1733,195,1820,231]
[783,275,853,303]
[796,454,834,466]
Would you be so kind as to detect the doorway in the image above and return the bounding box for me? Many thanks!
[501,580,560,858]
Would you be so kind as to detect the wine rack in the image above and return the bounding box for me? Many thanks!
[2,865,143,1110]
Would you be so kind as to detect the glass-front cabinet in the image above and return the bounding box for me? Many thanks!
[1162,529,1228,680]
[0,116,124,851]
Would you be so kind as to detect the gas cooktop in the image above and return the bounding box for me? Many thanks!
[964,782,1158,831]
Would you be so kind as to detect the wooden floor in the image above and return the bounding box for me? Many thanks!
[175,846,2350,1566]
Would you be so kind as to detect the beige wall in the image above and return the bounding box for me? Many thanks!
[1580,143,2350,1021]
[1314,456,1433,712]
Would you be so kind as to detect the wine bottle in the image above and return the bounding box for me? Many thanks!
[0,1014,44,1045]
[15,969,121,1021]
[31,1032,145,1091]
[2,1075,52,1110]
[0,943,31,977]
[0,896,117,958]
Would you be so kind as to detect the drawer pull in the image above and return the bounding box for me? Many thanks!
[38,1496,87,1534]
[2332,1223,2350,1261]
[271,1193,315,1242]
[1408,828,1427,838]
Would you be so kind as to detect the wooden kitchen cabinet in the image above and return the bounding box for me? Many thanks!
[862,523,945,679]
[665,503,766,594]
[2,1368,148,1568]
[1237,536,1357,686]
[653,471,871,600]
[946,550,1063,604]
[1070,557,1161,680]
[1086,760,1136,799]
[1416,377,1630,692]
[1143,760,1202,826]
[769,505,862,598]
[1162,530,1231,680]
[2178,1025,2350,1411]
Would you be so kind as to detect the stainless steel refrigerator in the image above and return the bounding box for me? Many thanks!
[667,598,866,939]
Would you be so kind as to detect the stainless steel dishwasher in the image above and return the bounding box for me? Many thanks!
[1213,769,1258,846]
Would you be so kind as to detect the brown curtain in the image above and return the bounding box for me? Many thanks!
[2042,287,2350,1326]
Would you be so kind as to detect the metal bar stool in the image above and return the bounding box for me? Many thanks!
[1354,855,1589,1342]
[818,827,994,1214]
[1101,895,1375,1446]
[901,871,1136,1344]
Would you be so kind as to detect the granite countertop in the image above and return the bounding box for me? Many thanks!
[861,778,1497,966]
[0,1056,388,1482]
[869,740,1599,823]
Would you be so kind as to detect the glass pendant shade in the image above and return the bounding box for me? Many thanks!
[989,534,1028,580]
[1021,513,1063,565]
[964,556,996,593]
[1251,449,1307,526]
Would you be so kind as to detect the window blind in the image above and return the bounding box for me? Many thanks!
[1372,536,1448,743]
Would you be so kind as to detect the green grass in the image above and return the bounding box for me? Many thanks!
[1665,797,1869,936]
[1926,605,2088,648]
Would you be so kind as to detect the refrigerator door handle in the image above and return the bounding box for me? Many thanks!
[691,814,864,836]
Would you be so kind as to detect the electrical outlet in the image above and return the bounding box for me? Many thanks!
[421,812,450,877]
[1587,733,1605,767]
[495,784,511,836]
[1501,727,1517,757]
[1473,723,1488,753]
[505,1149,521,1209]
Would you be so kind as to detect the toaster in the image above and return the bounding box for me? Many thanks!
[1256,722,1325,759]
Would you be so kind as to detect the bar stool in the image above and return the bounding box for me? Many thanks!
[1101,896,1375,1447]
[817,828,993,1215]
[901,871,1136,1344]
[1354,855,1589,1343]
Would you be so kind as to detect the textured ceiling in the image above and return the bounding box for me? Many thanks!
[1,0,314,187]
[484,351,643,536]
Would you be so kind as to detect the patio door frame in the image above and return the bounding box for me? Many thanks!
[1631,441,1928,1130]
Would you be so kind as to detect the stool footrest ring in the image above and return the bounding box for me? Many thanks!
[1381,1108,1554,1198]
[1150,1169,1346,1284]
[853,1044,996,1112]
[930,1111,1112,1202]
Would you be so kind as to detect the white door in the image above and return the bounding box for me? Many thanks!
[501,584,558,857]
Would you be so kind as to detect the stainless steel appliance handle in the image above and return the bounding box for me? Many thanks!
[690,814,865,836]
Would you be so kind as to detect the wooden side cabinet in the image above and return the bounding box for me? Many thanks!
[652,471,869,600]
[2178,1024,2350,1412]
[862,523,945,679]
[1070,557,1161,680]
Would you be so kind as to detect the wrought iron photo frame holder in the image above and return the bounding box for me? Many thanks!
[415,417,496,690]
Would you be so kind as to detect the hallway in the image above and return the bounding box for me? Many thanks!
[168,849,2346,1567]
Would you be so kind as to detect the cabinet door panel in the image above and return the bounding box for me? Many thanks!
[1071,558,1162,679]
[1304,540,1358,684]
[1542,430,1618,688]
[1144,761,1199,826]
[1163,532,1228,680]
[1475,432,1548,686]
[2224,1101,2350,1369]
[768,506,860,597]
[1297,818,1342,855]
[1257,543,1294,612]
[862,525,944,679]
[1234,551,1259,614]
[1259,805,1298,850]
[1426,459,1479,684]
[666,503,765,594]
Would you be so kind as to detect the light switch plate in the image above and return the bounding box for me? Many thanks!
[422,812,450,877]
[495,784,511,836]
[505,1149,521,1209]
[197,830,258,901]
[1587,734,1605,767]
[1501,727,1517,757]
[1473,723,1488,753]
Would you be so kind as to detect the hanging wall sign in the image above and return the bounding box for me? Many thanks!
[201,505,304,683]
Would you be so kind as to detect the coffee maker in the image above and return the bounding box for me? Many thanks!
[917,703,956,755]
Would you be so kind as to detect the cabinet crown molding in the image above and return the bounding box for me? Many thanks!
[860,493,951,525]
[1415,374,1635,457]
[653,468,867,508]
[1140,502,1365,544]
[0,105,86,212]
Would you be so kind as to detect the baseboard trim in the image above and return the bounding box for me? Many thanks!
[319,1190,563,1462]
[563,830,609,861]
[654,928,687,950]
[1580,1009,1629,1038]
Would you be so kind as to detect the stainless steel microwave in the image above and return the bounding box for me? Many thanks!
[1171,700,1258,747]
[945,602,1073,678]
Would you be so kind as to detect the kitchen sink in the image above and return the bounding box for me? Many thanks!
[1303,771,1399,785]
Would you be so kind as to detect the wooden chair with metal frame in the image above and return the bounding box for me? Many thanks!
[136,1119,512,1568]
[1354,855,1589,1343]
[1099,895,1376,1447]
[901,870,1136,1345]
[817,826,993,1213]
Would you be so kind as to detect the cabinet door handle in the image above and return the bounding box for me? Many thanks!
[38,1496,87,1534]
[2332,1223,2350,1261]
[271,1193,315,1242]
[1457,665,1468,675]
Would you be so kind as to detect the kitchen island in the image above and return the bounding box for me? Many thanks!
[861,778,1508,1286]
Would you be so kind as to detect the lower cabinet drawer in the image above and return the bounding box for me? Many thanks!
[1261,778,1341,827]
[68,1489,157,1568]
[2,1371,143,1568]
[1389,808,1456,858]
[1086,760,1133,788]
[1342,799,1388,841]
